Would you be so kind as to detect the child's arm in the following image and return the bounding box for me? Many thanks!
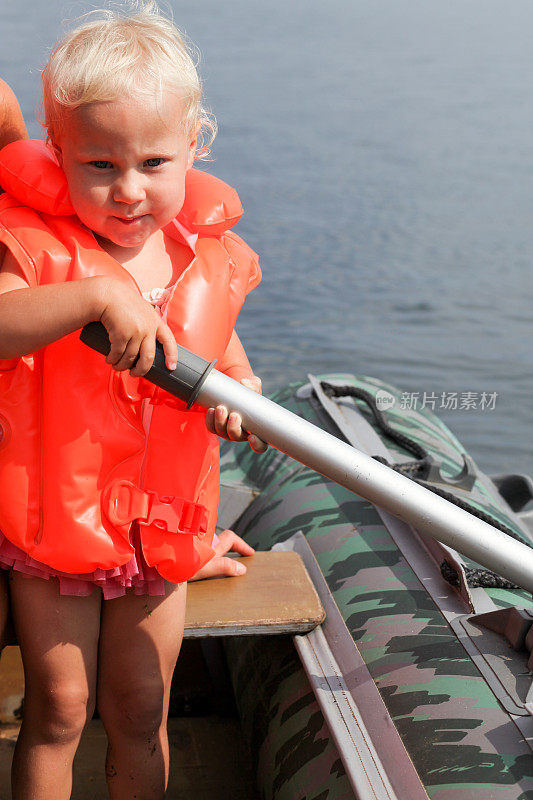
[216,329,254,382]
[0,248,178,373]
[0,78,27,150]
[205,330,267,453]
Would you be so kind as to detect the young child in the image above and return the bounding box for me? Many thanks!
[0,4,265,798]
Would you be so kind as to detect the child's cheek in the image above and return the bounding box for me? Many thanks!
[81,185,108,216]
[68,186,107,231]
[168,179,186,218]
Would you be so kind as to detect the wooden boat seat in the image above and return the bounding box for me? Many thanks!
[184,551,325,637]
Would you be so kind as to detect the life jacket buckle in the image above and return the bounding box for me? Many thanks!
[105,479,208,536]
[139,491,208,536]
[105,480,150,528]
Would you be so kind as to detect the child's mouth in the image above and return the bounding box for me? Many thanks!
[114,215,146,225]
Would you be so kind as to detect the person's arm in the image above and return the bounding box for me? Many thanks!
[0,248,178,373]
[216,329,254,381]
[0,78,27,150]
[0,256,108,357]
[205,329,267,453]
[192,337,265,581]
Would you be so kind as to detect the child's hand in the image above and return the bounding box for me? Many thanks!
[205,376,268,453]
[187,530,255,581]
[97,278,178,376]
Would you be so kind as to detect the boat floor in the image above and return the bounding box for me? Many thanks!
[0,715,260,799]
[0,642,260,800]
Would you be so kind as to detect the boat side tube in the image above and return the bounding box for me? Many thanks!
[80,323,533,595]
[276,531,430,800]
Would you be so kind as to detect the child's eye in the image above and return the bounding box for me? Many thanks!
[90,160,113,169]
[144,158,165,168]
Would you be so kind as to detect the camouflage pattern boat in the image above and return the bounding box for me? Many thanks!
[217,373,533,800]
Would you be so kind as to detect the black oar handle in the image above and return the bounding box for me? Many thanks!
[80,321,216,408]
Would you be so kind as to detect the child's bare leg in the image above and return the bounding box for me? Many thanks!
[0,569,10,649]
[9,572,101,800]
[97,582,186,800]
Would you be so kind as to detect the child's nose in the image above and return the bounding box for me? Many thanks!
[112,171,146,204]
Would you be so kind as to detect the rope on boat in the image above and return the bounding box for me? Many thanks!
[320,382,525,591]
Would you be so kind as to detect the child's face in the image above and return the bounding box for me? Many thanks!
[55,92,198,251]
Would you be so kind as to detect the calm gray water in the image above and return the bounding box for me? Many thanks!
[1,0,531,477]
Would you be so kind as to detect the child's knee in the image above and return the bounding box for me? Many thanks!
[27,681,94,743]
[98,679,166,738]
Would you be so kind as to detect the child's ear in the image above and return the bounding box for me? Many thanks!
[187,123,201,168]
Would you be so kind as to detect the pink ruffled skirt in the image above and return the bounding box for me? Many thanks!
[0,524,167,599]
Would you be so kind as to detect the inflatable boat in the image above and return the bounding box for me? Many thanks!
[214,372,533,800]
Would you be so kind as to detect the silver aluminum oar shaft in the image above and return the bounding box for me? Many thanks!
[79,323,533,594]
[199,369,533,594]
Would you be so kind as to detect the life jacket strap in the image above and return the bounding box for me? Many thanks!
[105,479,208,536]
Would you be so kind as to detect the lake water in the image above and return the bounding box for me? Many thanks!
[1,0,531,477]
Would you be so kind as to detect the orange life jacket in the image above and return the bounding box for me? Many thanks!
[0,139,260,582]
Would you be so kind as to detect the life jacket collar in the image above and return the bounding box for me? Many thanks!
[0,138,243,235]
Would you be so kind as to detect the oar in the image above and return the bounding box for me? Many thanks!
[81,322,533,594]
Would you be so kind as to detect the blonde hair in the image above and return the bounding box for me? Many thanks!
[41,1,216,157]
